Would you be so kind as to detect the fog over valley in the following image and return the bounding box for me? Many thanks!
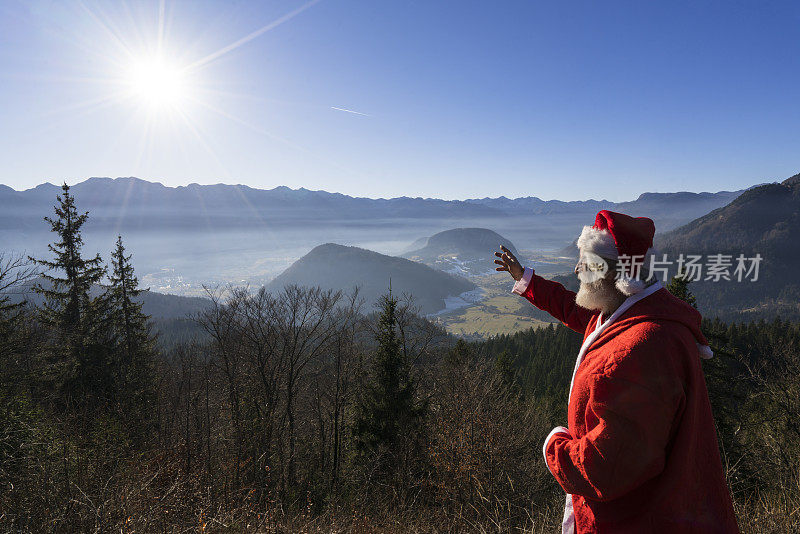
[0,177,743,297]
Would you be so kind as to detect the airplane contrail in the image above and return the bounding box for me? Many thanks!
[331,106,370,116]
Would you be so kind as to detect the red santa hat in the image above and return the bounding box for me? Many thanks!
[576,210,656,296]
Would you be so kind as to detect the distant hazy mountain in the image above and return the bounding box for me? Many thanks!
[466,190,743,232]
[658,172,800,320]
[0,176,746,295]
[613,190,743,232]
[0,177,504,233]
[0,177,743,233]
[464,196,608,215]
[402,236,430,254]
[659,174,799,254]
[551,189,747,259]
[555,239,580,259]
[265,243,476,314]
[403,228,518,276]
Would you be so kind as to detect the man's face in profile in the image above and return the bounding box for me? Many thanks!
[575,253,622,313]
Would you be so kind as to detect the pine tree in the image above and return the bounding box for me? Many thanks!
[495,349,517,388]
[666,267,698,309]
[353,291,425,470]
[31,183,109,405]
[446,338,473,366]
[108,235,148,361]
[107,236,156,428]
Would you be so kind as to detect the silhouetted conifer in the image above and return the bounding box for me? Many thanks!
[353,291,425,469]
[107,235,156,432]
[666,267,698,309]
[31,183,110,407]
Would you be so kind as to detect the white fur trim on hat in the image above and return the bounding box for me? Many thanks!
[577,225,618,259]
[614,247,657,296]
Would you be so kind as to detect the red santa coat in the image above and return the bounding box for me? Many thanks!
[515,269,739,533]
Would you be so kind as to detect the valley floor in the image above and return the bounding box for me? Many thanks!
[435,253,575,339]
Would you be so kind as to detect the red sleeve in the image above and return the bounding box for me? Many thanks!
[519,271,594,335]
[543,335,684,501]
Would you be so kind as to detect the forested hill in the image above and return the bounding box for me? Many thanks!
[265,243,477,314]
[403,228,518,275]
[658,172,800,321]
[8,279,211,320]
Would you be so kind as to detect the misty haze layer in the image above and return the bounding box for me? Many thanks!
[0,177,742,295]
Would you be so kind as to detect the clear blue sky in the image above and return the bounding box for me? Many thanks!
[0,0,797,200]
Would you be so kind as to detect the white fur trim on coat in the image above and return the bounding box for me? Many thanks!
[576,225,618,259]
[542,426,571,476]
[698,343,714,359]
[512,267,534,295]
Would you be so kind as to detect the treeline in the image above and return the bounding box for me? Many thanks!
[0,185,562,532]
[1,184,156,433]
[701,317,800,505]
[0,185,798,532]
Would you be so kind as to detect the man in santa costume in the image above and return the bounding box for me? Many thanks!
[494,210,739,533]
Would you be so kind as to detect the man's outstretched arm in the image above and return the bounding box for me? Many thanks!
[494,245,593,334]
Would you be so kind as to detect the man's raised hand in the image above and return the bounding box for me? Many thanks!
[494,245,524,281]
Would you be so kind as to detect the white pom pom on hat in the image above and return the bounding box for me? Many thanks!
[577,210,656,296]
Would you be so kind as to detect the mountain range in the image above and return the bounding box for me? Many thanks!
[0,176,742,234]
[0,177,745,293]
[3,172,798,333]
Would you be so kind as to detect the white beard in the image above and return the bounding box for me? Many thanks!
[575,278,625,314]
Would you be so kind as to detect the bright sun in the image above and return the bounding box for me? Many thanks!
[125,56,188,110]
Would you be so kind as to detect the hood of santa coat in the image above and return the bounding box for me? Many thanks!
[604,287,712,357]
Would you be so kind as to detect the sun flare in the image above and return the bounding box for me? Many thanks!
[62,0,323,168]
[125,56,188,110]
